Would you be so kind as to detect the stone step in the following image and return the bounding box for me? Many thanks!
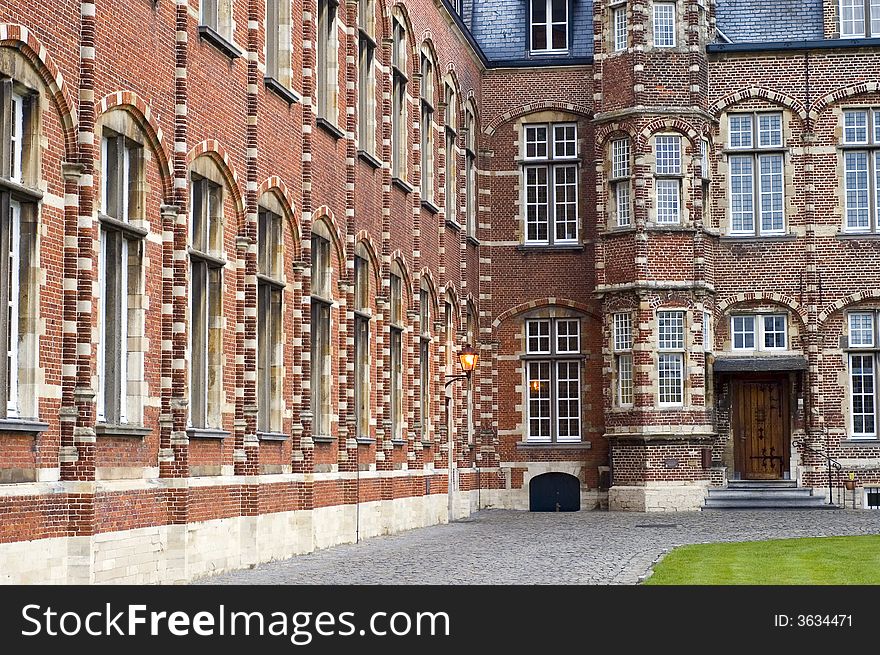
[703,497,830,509]
[727,479,798,489]
[707,489,816,500]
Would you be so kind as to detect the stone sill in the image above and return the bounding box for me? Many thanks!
[836,232,880,240]
[187,427,231,440]
[0,419,49,435]
[257,431,289,442]
[355,437,375,446]
[312,435,335,444]
[516,441,591,450]
[357,149,382,169]
[391,177,414,194]
[197,25,244,59]
[390,439,407,447]
[515,244,584,253]
[840,439,880,447]
[95,424,152,438]
[466,235,481,247]
[421,199,440,214]
[316,117,345,140]
[264,77,301,104]
[720,233,798,243]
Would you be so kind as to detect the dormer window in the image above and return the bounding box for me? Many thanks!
[530,0,568,54]
[840,0,880,38]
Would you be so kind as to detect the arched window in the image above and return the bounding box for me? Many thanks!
[609,136,632,228]
[419,278,434,439]
[0,65,41,421]
[188,158,226,430]
[357,0,377,155]
[257,193,286,435]
[420,48,436,203]
[464,102,477,238]
[391,12,408,180]
[389,262,405,440]
[97,111,148,426]
[311,220,334,437]
[444,82,458,225]
[317,0,340,121]
[354,243,372,438]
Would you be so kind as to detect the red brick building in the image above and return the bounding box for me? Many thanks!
[0,0,878,582]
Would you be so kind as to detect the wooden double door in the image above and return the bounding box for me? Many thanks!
[731,377,790,480]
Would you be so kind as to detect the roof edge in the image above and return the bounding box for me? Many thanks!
[707,37,880,54]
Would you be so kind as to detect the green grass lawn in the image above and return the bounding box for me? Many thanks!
[643,535,880,585]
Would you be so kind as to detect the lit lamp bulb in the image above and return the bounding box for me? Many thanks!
[458,344,479,375]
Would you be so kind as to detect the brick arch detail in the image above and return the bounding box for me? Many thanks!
[96,91,174,201]
[819,290,880,324]
[258,176,300,259]
[186,140,245,219]
[312,205,346,269]
[709,86,808,120]
[442,282,462,328]
[636,118,702,150]
[389,249,413,306]
[0,23,78,159]
[418,267,440,314]
[492,298,600,329]
[595,122,639,147]
[484,101,593,136]
[354,231,382,285]
[809,81,880,122]
[717,292,808,321]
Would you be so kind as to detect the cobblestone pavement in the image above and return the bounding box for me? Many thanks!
[196,509,880,585]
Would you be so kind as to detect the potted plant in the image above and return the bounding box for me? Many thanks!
[844,473,857,491]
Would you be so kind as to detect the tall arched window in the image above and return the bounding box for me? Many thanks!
[188,159,226,431]
[464,102,477,239]
[257,193,286,435]
[311,220,334,437]
[419,278,434,439]
[444,82,458,225]
[357,0,377,155]
[353,243,371,438]
[420,48,435,203]
[97,111,148,427]
[391,12,408,180]
[389,262,405,440]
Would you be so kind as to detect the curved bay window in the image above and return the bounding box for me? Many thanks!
[311,221,333,438]
[188,167,225,430]
[524,315,582,443]
[353,245,371,439]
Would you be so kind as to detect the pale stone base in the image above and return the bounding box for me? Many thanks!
[608,483,709,512]
[0,493,449,585]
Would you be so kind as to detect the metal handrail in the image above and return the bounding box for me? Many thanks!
[792,438,843,506]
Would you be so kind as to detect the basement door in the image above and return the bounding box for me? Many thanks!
[731,377,790,480]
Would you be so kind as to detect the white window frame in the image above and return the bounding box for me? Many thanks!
[5,200,21,417]
[840,0,880,37]
[842,108,880,233]
[529,0,569,54]
[727,112,786,236]
[522,122,579,245]
[611,138,632,228]
[525,317,582,442]
[657,310,685,407]
[613,312,633,407]
[654,134,682,225]
[730,313,788,351]
[613,5,628,52]
[652,2,676,48]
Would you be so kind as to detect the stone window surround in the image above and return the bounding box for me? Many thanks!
[844,308,880,441]
[840,106,880,234]
[730,312,789,352]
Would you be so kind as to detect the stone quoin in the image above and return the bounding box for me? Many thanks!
[0,0,879,583]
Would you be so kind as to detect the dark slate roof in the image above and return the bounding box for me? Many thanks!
[715,0,824,43]
[469,0,593,63]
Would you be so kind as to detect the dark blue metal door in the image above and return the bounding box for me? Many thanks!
[529,473,580,512]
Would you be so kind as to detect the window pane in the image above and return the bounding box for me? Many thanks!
[556,361,580,442]
[618,353,633,406]
[531,0,547,23]
[525,125,548,159]
[613,312,632,351]
[872,0,880,35]
[653,3,676,47]
[844,110,868,143]
[556,319,580,353]
[615,182,631,227]
[527,319,551,353]
[554,124,577,158]
[190,260,207,427]
[845,151,870,230]
[655,179,680,224]
[528,361,551,442]
[841,0,866,36]
[525,166,549,242]
[658,311,684,349]
[757,113,783,148]
[732,315,756,349]
[849,312,875,347]
[729,115,754,149]
[763,314,787,349]
[612,139,630,178]
[658,353,683,404]
[730,155,755,233]
[553,165,578,241]
[654,135,681,174]
[551,23,567,50]
[851,354,876,437]
[614,7,628,51]
[759,154,784,233]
